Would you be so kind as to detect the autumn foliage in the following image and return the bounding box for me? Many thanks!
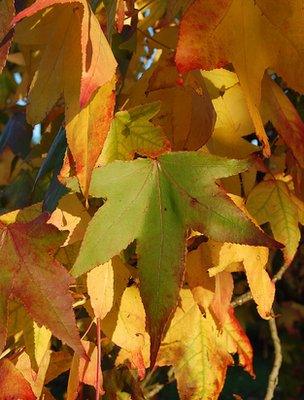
[0,0,304,398]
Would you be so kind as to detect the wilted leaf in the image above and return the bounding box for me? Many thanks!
[146,58,216,151]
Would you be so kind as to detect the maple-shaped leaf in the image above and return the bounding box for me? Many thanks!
[247,176,304,265]
[157,289,233,400]
[0,0,14,72]
[13,0,117,123]
[0,359,36,400]
[176,0,304,156]
[99,102,170,165]
[69,152,279,365]
[0,213,85,357]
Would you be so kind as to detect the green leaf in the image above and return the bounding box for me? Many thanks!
[99,102,170,164]
[70,152,280,365]
[247,177,304,265]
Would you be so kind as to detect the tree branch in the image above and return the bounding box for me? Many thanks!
[265,313,282,400]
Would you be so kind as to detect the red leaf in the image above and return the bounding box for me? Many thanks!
[0,214,85,358]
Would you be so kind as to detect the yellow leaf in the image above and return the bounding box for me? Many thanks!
[157,289,233,400]
[176,0,304,156]
[102,285,150,367]
[208,243,273,319]
[49,193,91,245]
[204,83,258,158]
[87,260,114,321]
[14,0,117,122]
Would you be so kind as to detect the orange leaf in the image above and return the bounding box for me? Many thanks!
[13,0,116,107]
[65,77,116,197]
[0,359,36,400]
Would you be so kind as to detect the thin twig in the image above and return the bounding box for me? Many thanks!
[95,318,102,400]
[265,313,282,400]
[137,27,172,50]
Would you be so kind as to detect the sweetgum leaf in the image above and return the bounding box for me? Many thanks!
[70,152,280,365]
[0,213,85,357]
[13,0,117,119]
[176,0,304,156]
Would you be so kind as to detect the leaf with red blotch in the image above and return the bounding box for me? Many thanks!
[13,0,117,124]
[0,359,36,400]
[0,213,85,358]
[176,0,304,157]
[0,0,14,72]
[65,77,116,197]
[261,74,304,168]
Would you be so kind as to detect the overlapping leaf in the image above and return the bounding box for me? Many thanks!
[99,102,170,164]
[69,152,279,365]
[13,0,117,120]
[0,359,36,400]
[247,175,304,265]
[157,289,233,400]
[176,0,304,156]
[0,213,85,357]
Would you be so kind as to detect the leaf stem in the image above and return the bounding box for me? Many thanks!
[96,318,101,400]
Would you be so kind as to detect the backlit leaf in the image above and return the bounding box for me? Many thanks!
[247,175,304,265]
[176,0,304,156]
[70,152,279,364]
